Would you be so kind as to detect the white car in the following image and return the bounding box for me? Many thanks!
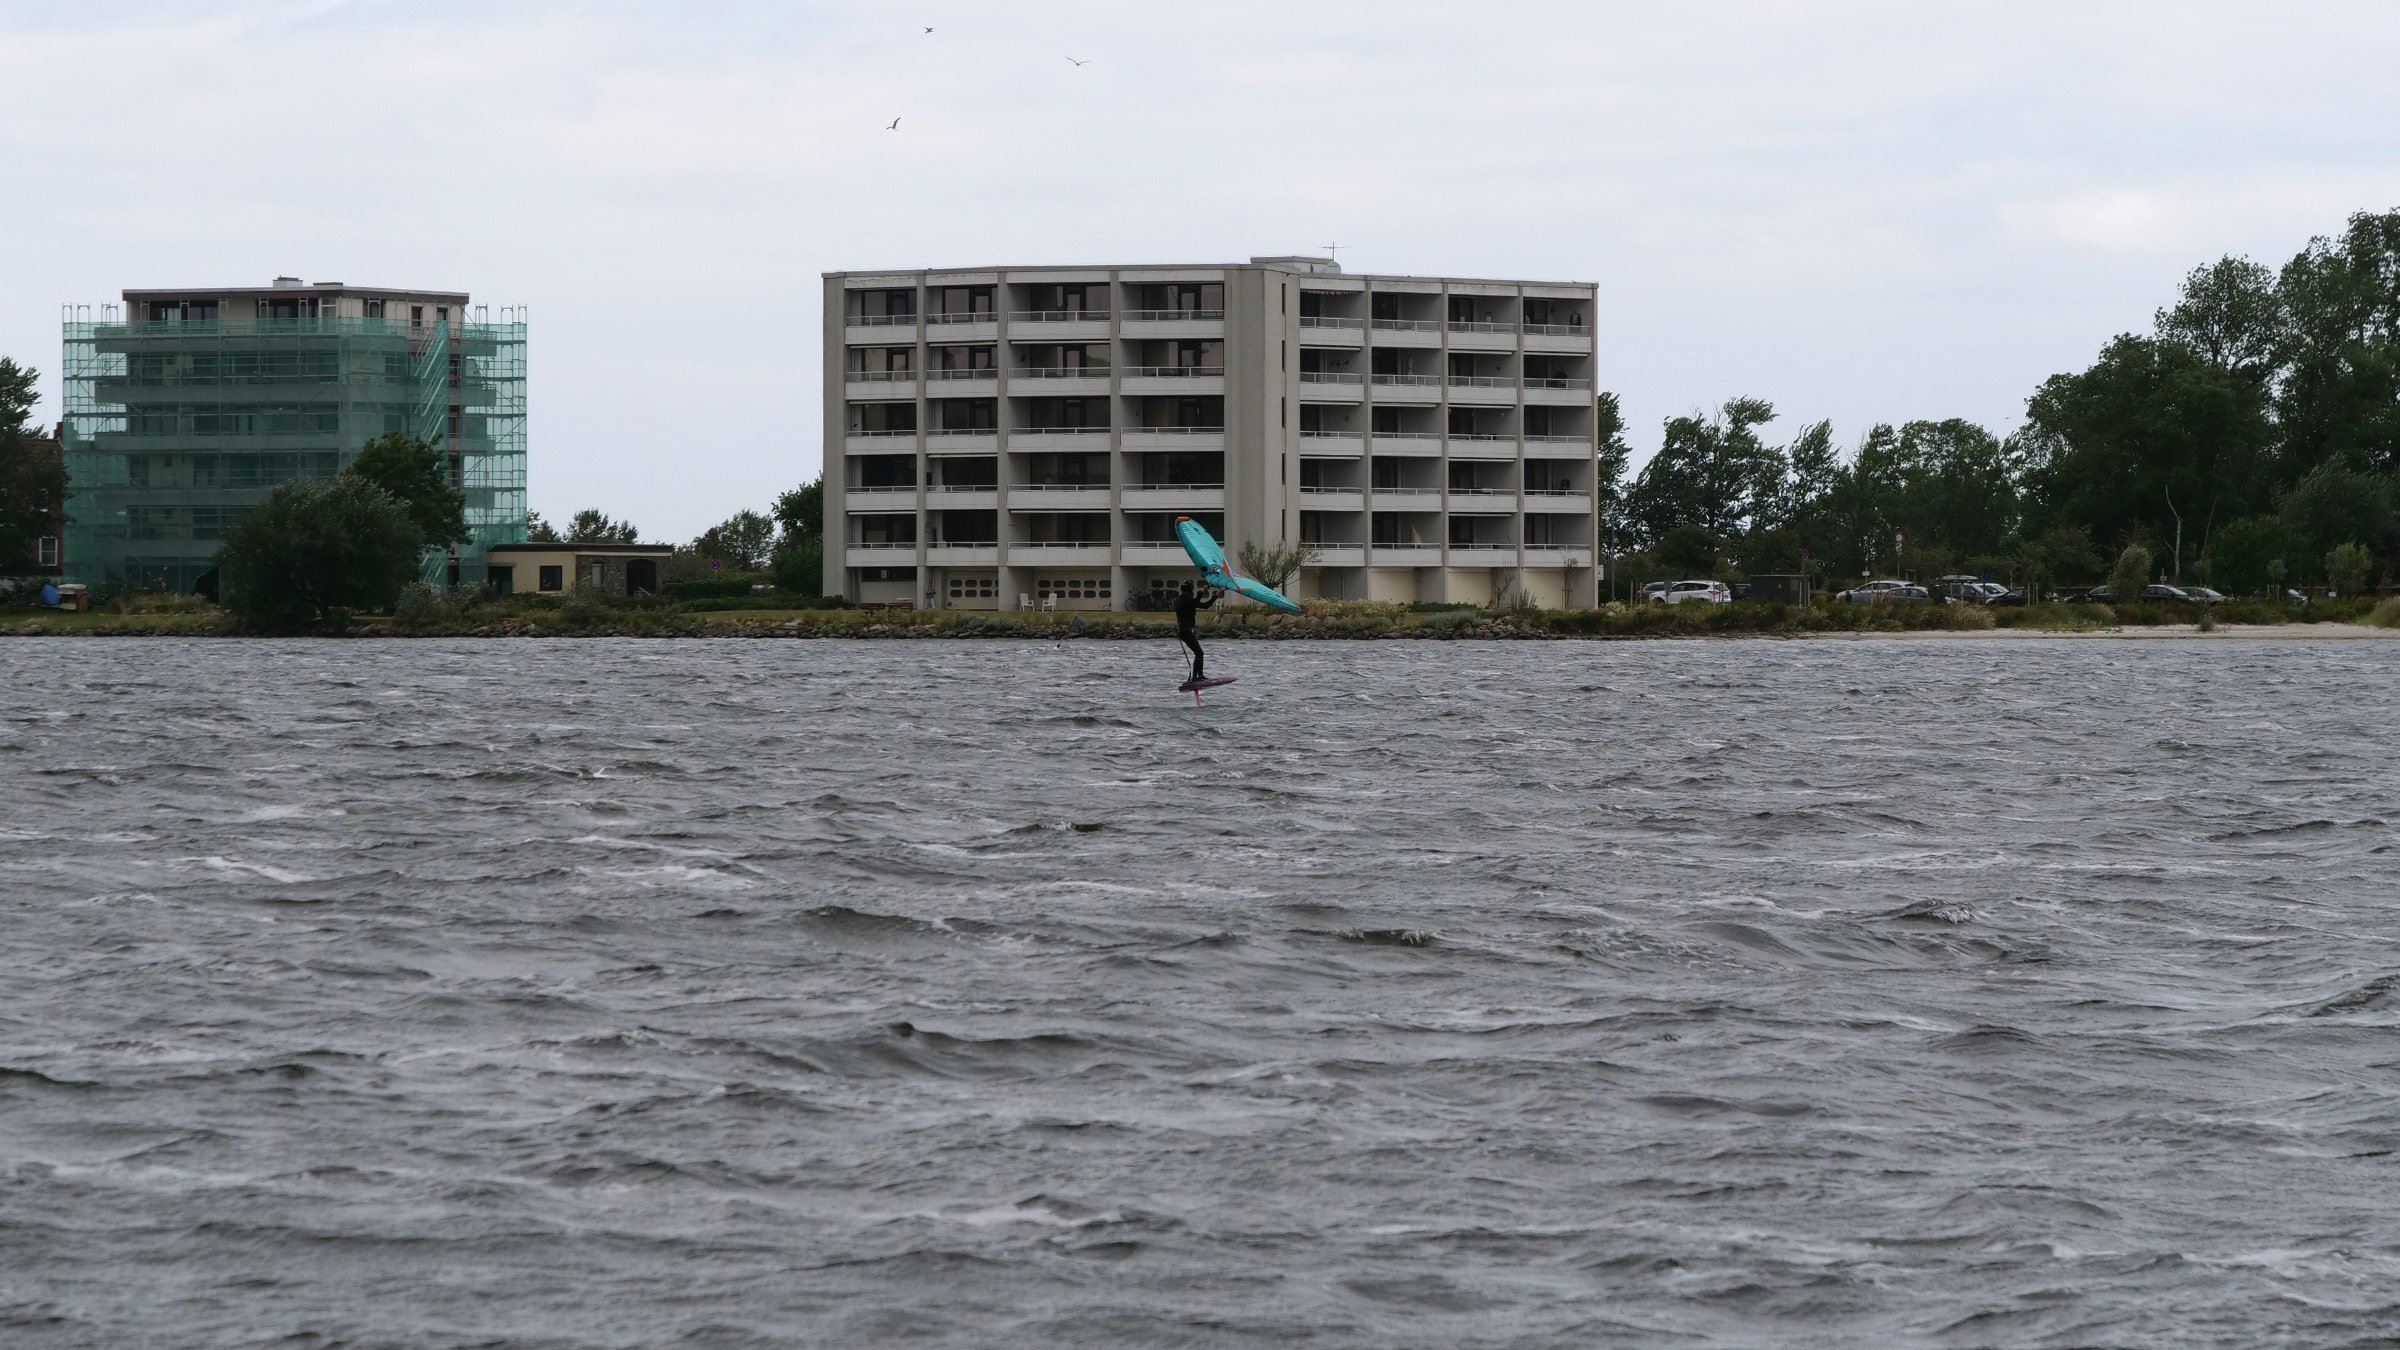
[1656,579,1731,605]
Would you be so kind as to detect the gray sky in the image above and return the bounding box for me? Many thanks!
[7,0,2398,541]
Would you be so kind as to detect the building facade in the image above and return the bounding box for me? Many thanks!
[61,278,527,591]
[821,258,1601,611]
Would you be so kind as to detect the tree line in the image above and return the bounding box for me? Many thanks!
[1600,207,2400,597]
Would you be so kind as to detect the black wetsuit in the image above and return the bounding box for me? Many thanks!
[1173,588,1216,680]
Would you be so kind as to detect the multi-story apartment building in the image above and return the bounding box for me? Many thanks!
[61,278,527,591]
[821,257,1601,611]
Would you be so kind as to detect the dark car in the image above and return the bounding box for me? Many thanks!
[1986,588,2030,606]
[2082,584,2196,604]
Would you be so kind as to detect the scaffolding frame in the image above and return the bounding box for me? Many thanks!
[61,308,527,590]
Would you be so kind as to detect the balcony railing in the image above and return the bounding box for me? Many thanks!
[1300,429,1363,438]
[1007,310,1111,323]
[850,314,917,327]
[1524,376,1594,390]
[1009,366,1111,378]
[1299,486,1360,495]
[1299,315,1363,330]
[1445,320,1513,334]
[1123,309,1224,322]
[1009,541,1114,551]
[1446,487,1516,495]
[847,427,918,438]
[1127,425,1225,435]
[925,426,997,437]
[1014,481,1112,490]
[1015,426,1111,435]
[1525,433,1590,444]
[1446,375,1514,388]
[1368,429,1441,439]
[1449,542,1519,552]
[1370,318,1442,332]
[1370,373,1443,387]
[927,368,998,381]
[1299,371,1364,384]
[848,369,917,382]
[1523,489,1589,498]
[1449,432,1513,441]
[929,483,998,493]
[1521,322,1589,336]
[927,311,997,325]
[1121,366,1224,378]
[1128,481,1225,492]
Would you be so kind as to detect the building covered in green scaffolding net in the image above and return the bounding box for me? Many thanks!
[61,277,526,592]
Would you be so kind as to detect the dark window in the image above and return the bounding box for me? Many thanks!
[539,565,563,592]
[489,564,514,595]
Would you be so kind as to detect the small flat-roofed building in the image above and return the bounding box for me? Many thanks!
[483,542,672,597]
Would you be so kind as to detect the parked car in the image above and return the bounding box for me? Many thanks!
[2087,584,2200,604]
[1731,582,1753,602]
[1835,579,1931,603]
[1933,575,2004,603]
[1656,579,1732,605]
[1639,580,1671,603]
[2180,585,2227,603]
[1987,588,2030,606]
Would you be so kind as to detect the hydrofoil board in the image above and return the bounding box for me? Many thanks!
[1178,676,1237,693]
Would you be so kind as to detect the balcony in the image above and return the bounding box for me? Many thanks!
[845,428,920,451]
[1298,487,1364,512]
[845,370,919,397]
[1370,545,1442,566]
[1299,315,1364,331]
[1521,547,1592,567]
[1007,484,1112,510]
[1307,546,1367,567]
[1525,432,1591,447]
[925,544,1000,566]
[1448,544,1520,563]
[924,427,998,449]
[925,484,999,507]
[1010,425,1112,450]
[1122,365,1225,395]
[1446,488,1519,512]
[1368,432,1442,456]
[1521,322,1589,337]
[845,314,919,343]
[1007,310,1112,324]
[1120,542,1187,567]
[1522,323,1594,355]
[1121,482,1226,511]
[1008,542,1115,566]
[1298,371,1365,402]
[1299,430,1366,455]
[1445,321,1518,351]
[1122,426,1224,449]
[1522,490,1592,513]
[1446,374,1518,404]
[845,544,919,567]
[1369,373,1443,402]
[1123,308,1224,322]
[845,488,919,512]
[1370,488,1442,511]
[1448,435,1519,460]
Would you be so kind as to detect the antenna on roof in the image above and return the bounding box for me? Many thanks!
[1320,242,1344,263]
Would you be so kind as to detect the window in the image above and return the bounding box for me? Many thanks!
[436,306,449,322]
[539,565,563,592]
[411,305,424,326]
[489,564,515,595]
[1036,577,1112,600]
[365,299,385,319]
[946,576,997,599]
[37,537,57,567]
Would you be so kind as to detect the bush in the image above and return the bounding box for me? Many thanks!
[1420,610,1481,634]
[2107,545,2153,606]
[102,589,211,615]
[217,478,424,632]
[2326,543,2374,598]
[664,573,773,600]
[2366,597,2400,629]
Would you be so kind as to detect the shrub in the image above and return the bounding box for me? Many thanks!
[2107,545,2153,606]
[666,574,773,600]
[1420,610,1480,634]
[2326,543,2374,599]
[103,589,211,615]
[2366,597,2400,629]
[217,477,424,632]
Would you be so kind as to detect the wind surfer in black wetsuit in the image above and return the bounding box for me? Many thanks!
[1174,580,1217,682]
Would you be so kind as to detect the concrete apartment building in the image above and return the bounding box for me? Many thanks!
[822,257,1601,611]
[60,278,527,591]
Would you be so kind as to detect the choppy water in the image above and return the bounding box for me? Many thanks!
[5,636,2400,1348]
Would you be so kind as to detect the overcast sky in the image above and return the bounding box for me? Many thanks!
[5,0,2398,540]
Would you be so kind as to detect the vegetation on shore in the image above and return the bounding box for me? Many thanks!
[10,589,2394,640]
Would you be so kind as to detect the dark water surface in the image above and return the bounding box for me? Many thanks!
[6,636,2400,1348]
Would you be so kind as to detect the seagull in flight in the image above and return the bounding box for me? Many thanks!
[886,117,902,131]
[923,26,933,33]
[1066,55,1091,66]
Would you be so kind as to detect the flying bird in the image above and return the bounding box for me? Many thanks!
[1066,56,1091,66]
[886,117,902,130]
[924,26,933,33]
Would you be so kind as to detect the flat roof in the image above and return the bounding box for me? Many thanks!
[486,542,675,555]
[122,284,471,301]
[823,263,1595,289]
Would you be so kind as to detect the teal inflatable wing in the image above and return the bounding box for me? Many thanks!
[1173,516,1302,613]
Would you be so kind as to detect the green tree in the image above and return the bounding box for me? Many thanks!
[1627,397,1783,543]
[1591,392,1636,552]
[2107,544,2154,602]
[2327,542,2374,598]
[768,474,826,595]
[525,509,559,542]
[566,509,638,544]
[2274,210,2400,480]
[216,478,423,631]
[1236,537,1319,591]
[343,432,466,551]
[1654,523,1721,578]
[2200,515,2299,597]
[773,477,824,544]
[693,509,777,570]
[2277,459,2393,569]
[0,358,64,575]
